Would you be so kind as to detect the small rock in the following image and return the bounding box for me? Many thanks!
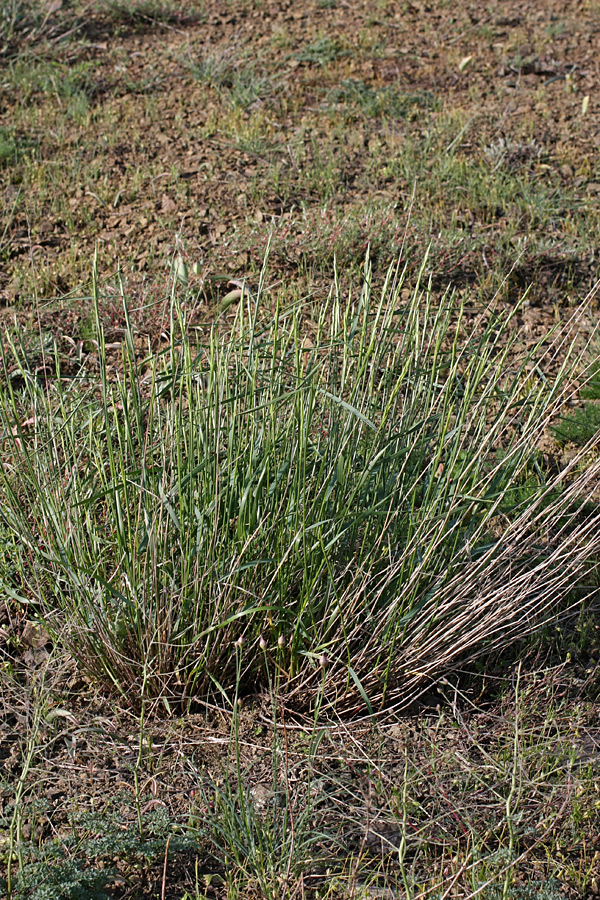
[161,194,177,214]
[21,621,50,649]
[249,782,274,810]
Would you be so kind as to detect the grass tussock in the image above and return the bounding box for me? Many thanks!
[1,256,599,711]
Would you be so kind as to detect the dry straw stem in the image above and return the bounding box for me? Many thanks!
[272,298,600,712]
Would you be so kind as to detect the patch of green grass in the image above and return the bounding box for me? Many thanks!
[194,667,335,900]
[0,257,598,711]
[371,112,596,292]
[327,79,438,120]
[551,402,600,445]
[185,47,279,110]
[0,1,44,52]
[103,0,205,27]
[551,355,600,446]
[227,103,594,296]
[0,127,19,167]
[7,57,99,119]
[238,201,404,271]
[295,35,353,67]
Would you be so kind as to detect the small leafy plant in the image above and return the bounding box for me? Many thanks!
[327,79,438,120]
[552,357,600,445]
[295,35,352,66]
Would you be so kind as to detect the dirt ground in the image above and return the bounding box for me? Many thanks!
[2,0,600,311]
[2,1,600,897]
[2,626,600,898]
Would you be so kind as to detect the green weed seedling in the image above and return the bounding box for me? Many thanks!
[551,401,600,445]
[0,127,19,167]
[552,356,600,445]
[2,807,197,900]
[327,79,438,121]
[295,35,352,67]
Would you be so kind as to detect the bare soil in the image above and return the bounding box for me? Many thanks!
[2,1,600,897]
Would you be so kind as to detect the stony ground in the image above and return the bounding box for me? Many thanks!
[2,0,600,313]
[2,1,600,897]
